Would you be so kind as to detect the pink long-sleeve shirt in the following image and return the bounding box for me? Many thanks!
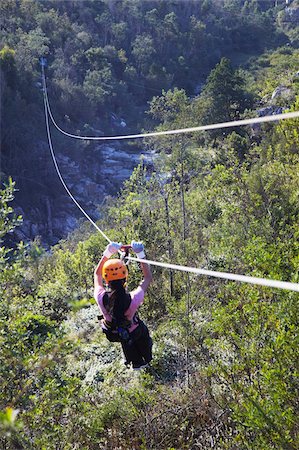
[94,285,145,332]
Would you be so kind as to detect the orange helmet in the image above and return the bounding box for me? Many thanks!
[102,259,128,282]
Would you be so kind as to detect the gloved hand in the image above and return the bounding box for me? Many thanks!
[131,240,146,259]
[103,242,122,258]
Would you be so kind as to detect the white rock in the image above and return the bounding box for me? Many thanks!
[271,85,293,100]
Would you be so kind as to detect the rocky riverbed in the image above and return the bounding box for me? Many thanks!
[14,143,154,246]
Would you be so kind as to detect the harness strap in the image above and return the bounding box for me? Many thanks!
[103,292,134,330]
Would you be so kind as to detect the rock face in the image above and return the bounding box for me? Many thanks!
[250,79,295,138]
[257,106,283,117]
[250,106,284,137]
[284,7,299,23]
[271,85,294,103]
[15,143,154,246]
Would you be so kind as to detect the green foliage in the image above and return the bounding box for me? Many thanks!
[0,407,24,450]
[0,178,22,241]
[83,67,115,106]
[248,47,299,100]
[15,27,50,73]
[148,88,189,123]
[0,178,23,305]
[207,285,299,449]
[1,0,295,238]
[0,45,16,88]
[132,33,156,75]
[202,57,254,134]
[1,1,299,448]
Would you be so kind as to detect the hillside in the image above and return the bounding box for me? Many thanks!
[1,1,299,449]
[0,0,295,245]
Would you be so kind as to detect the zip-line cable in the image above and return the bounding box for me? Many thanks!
[127,256,299,292]
[41,66,112,244]
[42,70,299,141]
[41,63,299,293]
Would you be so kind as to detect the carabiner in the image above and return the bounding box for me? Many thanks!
[120,244,132,265]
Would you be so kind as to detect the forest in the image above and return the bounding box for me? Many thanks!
[1,0,299,449]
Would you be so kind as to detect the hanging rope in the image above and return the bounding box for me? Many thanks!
[126,256,299,292]
[41,63,299,293]
[41,65,111,243]
[42,68,299,141]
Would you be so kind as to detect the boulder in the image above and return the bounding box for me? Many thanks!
[284,7,299,23]
[17,141,155,245]
[251,106,283,136]
[257,106,283,117]
[271,85,294,101]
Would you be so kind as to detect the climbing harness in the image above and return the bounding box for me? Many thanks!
[101,291,133,343]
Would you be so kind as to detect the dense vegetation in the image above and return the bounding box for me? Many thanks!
[1,0,299,449]
[0,0,294,239]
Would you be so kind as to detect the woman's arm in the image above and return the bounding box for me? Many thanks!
[94,255,108,290]
[139,260,152,293]
[131,240,152,293]
[94,242,122,290]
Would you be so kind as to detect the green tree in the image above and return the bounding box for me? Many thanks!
[15,27,50,73]
[83,67,116,108]
[131,33,156,76]
[0,46,17,88]
[202,57,253,133]
[148,87,189,124]
[111,21,129,48]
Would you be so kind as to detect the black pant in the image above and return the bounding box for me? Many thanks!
[121,321,152,367]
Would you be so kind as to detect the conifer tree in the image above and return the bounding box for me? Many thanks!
[202,57,252,134]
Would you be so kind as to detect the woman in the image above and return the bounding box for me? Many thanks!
[94,240,153,370]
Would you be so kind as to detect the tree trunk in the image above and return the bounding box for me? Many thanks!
[46,197,53,237]
[164,193,174,297]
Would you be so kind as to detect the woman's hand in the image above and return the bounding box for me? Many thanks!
[131,240,145,259]
[103,241,122,258]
